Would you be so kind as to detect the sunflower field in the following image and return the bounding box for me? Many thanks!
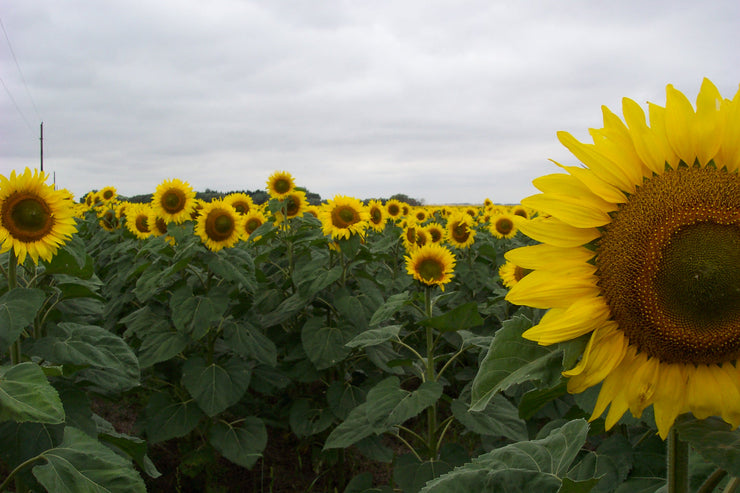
[2,79,740,493]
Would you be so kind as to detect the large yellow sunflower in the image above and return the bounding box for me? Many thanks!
[319,195,370,240]
[445,212,476,249]
[506,78,740,439]
[405,243,456,291]
[195,200,244,251]
[125,204,154,240]
[151,178,196,224]
[0,168,78,264]
[224,192,254,215]
[266,170,295,200]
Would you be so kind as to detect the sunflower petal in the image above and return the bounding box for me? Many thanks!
[718,85,740,172]
[564,322,626,392]
[652,363,688,439]
[556,163,627,204]
[557,131,638,193]
[506,269,600,309]
[522,193,613,228]
[693,78,724,166]
[513,216,600,248]
[622,97,669,175]
[504,243,595,271]
[665,84,697,165]
[523,296,610,346]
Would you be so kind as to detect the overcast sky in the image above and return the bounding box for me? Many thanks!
[2,1,739,204]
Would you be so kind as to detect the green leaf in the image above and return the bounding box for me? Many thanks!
[0,287,46,347]
[369,292,411,327]
[567,434,633,493]
[181,356,252,416]
[301,317,352,370]
[32,426,147,493]
[394,455,454,493]
[144,392,204,443]
[208,417,267,469]
[451,393,528,442]
[41,240,94,279]
[0,362,65,424]
[518,379,568,420]
[260,291,308,327]
[420,302,484,332]
[205,248,256,291]
[97,429,161,479]
[421,419,590,493]
[56,282,106,302]
[133,257,190,302]
[222,320,277,367]
[346,325,402,349]
[31,323,140,393]
[136,322,190,368]
[327,381,366,420]
[289,398,335,438]
[470,314,562,411]
[676,416,740,474]
[170,285,230,341]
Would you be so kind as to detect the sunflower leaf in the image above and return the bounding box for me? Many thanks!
[0,287,46,348]
[420,302,484,332]
[0,362,65,424]
[676,416,740,474]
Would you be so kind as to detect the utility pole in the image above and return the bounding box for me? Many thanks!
[40,121,44,172]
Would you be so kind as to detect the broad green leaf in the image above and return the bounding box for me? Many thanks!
[355,435,394,463]
[470,314,562,411]
[97,427,161,479]
[301,317,352,370]
[369,292,411,327]
[0,287,46,347]
[133,260,183,303]
[385,381,443,427]
[676,416,740,474]
[0,362,65,424]
[326,381,366,420]
[346,325,402,349]
[559,477,601,493]
[136,323,189,368]
[144,392,203,443]
[181,356,251,416]
[260,292,308,327]
[451,393,528,442]
[205,249,256,291]
[421,419,590,493]
[334,291,369,331]
[208,417,267,469]
[42,240,94,279]
[56,282,106,302]
[289,398,335,438]
[518,379,568,420]
[170,285,229,341]
[31,323,140,393]
[222,319,277,367]
[567,434,633,493]
[33,426,146,493]
[300,265,342,297]
[323,401,376,450]
[394,454,454,493]
[420,302,484,332]
[0,421,63,473]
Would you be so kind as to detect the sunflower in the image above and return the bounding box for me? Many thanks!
[151,178,196,224]
[405,243,456,291]
[266,170,295,200]
[319,195,370,240]
[125,204,154,240]
[275,190,308,223]
[385,199,404,220]
[367,200,386,232]
[445,212,476,249]
[490,213,518,239]
[0,168,78,264]
[98,186,117,203]
[498,260,531,289]
[412,207,428,224]
[510,205,530,219]
[400,220,419,251]
[224,193,254,215]
[243,209,268,239]
[195,200,244,251]
[424,223,446,244]
[506,79,740,439]
[98,208,118,231]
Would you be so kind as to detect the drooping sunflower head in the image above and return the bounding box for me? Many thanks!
[224,193,254,215]
[152,178,196,224]
[490,213,518,239]
[367,200,386,232]
[266,171,295,200]
[125,204,154,240]
[0,168,78,264]
[400,220,418,251]
[319,195,370,240]
[98,208,118,231]
[405,243,456,291]
[445,212,476,249]
[195,200,244,251]
[506,78,740,439]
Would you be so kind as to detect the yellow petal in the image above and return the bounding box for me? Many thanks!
[622,97,669,175]
[686,364,724,420]
[692,78,724,166]
[625,353,659,418]
[665,84,696,165]
[522,193,613,228]
[647,102,681,169]
[505,270,600,309]
[555,162,627,204]
[513,216,601,248]
[504,243,595,271]
[714,363,740,428]
[589,348,636,430]
[718,85,740,172]
[652,362,688,439]
[557,131,637,193]
[523,296,610,346]
[564,322,627,392]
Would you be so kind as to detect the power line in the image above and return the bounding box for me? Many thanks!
[0,15,42,123]
[0,73,35,133]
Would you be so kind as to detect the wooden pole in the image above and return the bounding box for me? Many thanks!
[39,121,43,172]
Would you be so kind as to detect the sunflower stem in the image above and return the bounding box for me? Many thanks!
[8,250,21,365]
[667,427,690,493]
[424,286,437,459]
[697,468,727,493]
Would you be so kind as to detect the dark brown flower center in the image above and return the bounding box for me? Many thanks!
[206,210,235,241]
[417,258,443,281]
[332,206,358,228]
[2,193,54,242]
[161,188,186,214]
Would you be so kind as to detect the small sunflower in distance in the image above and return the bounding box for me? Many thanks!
[152,178,196,224]
[195,200,244,251]
[385,199,404,221]
[506,79,740,439]
[0,168,78,264]
[445,212,476,249]
[424,223,446,244]
[367,200,386,232]
[98,186,117,203]
[319,195,370,240]
[490,213,518,239]
[405,243,456,291]
[498,260,531,289]
[243,209,268,239]
[266,170,295,200]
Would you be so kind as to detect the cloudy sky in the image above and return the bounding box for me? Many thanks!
[2,1,739,204]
